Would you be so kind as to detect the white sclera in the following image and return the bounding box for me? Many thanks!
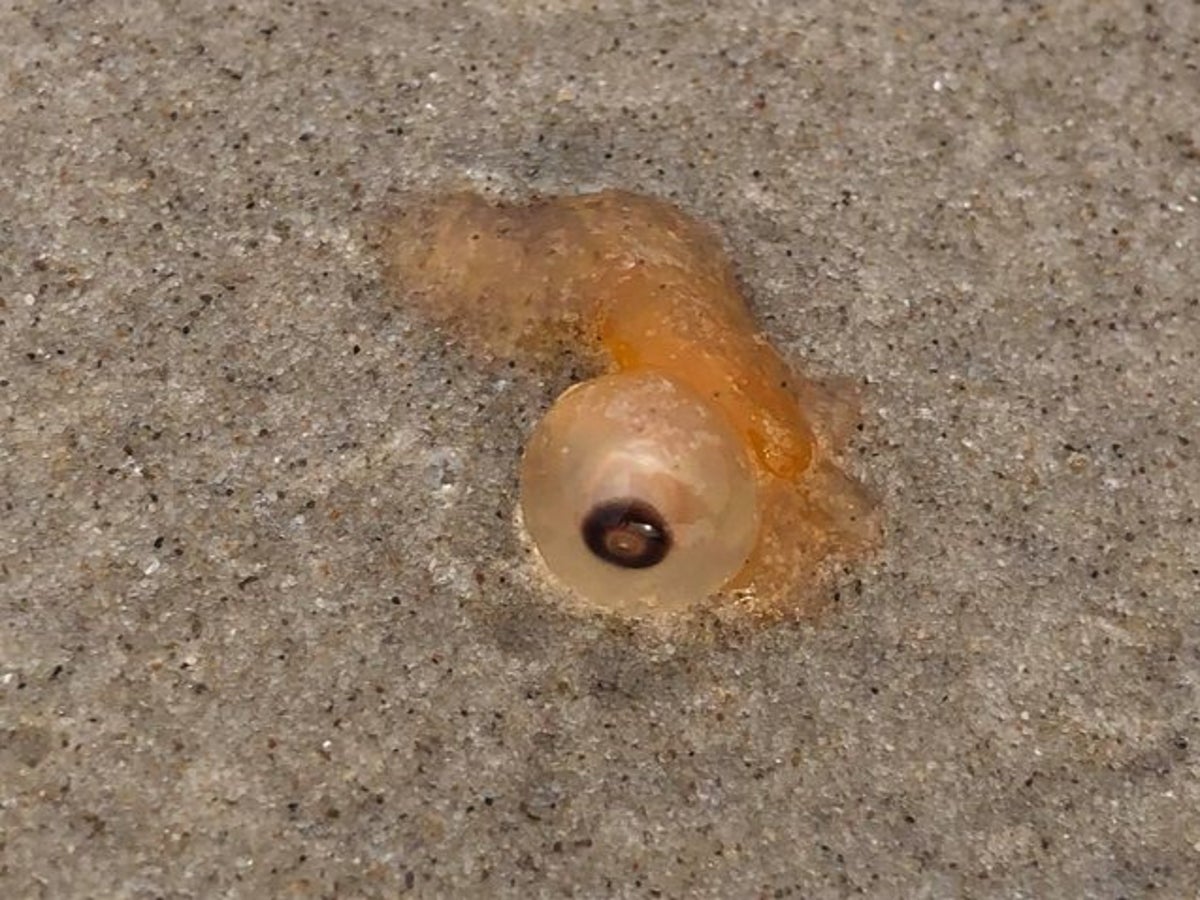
[519,371,760,615]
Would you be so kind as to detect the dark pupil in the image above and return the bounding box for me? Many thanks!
[581,498,671,569]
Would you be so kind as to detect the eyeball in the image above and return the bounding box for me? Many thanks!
[519,371,759,615]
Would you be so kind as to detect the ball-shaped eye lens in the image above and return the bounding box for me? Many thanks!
[519,372,759,615]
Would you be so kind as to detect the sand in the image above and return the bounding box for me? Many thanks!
[2,1,1197,896]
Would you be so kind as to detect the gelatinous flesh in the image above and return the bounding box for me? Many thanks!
[381,189,878,616]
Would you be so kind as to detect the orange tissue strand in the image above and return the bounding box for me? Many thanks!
[380,188,879,618]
